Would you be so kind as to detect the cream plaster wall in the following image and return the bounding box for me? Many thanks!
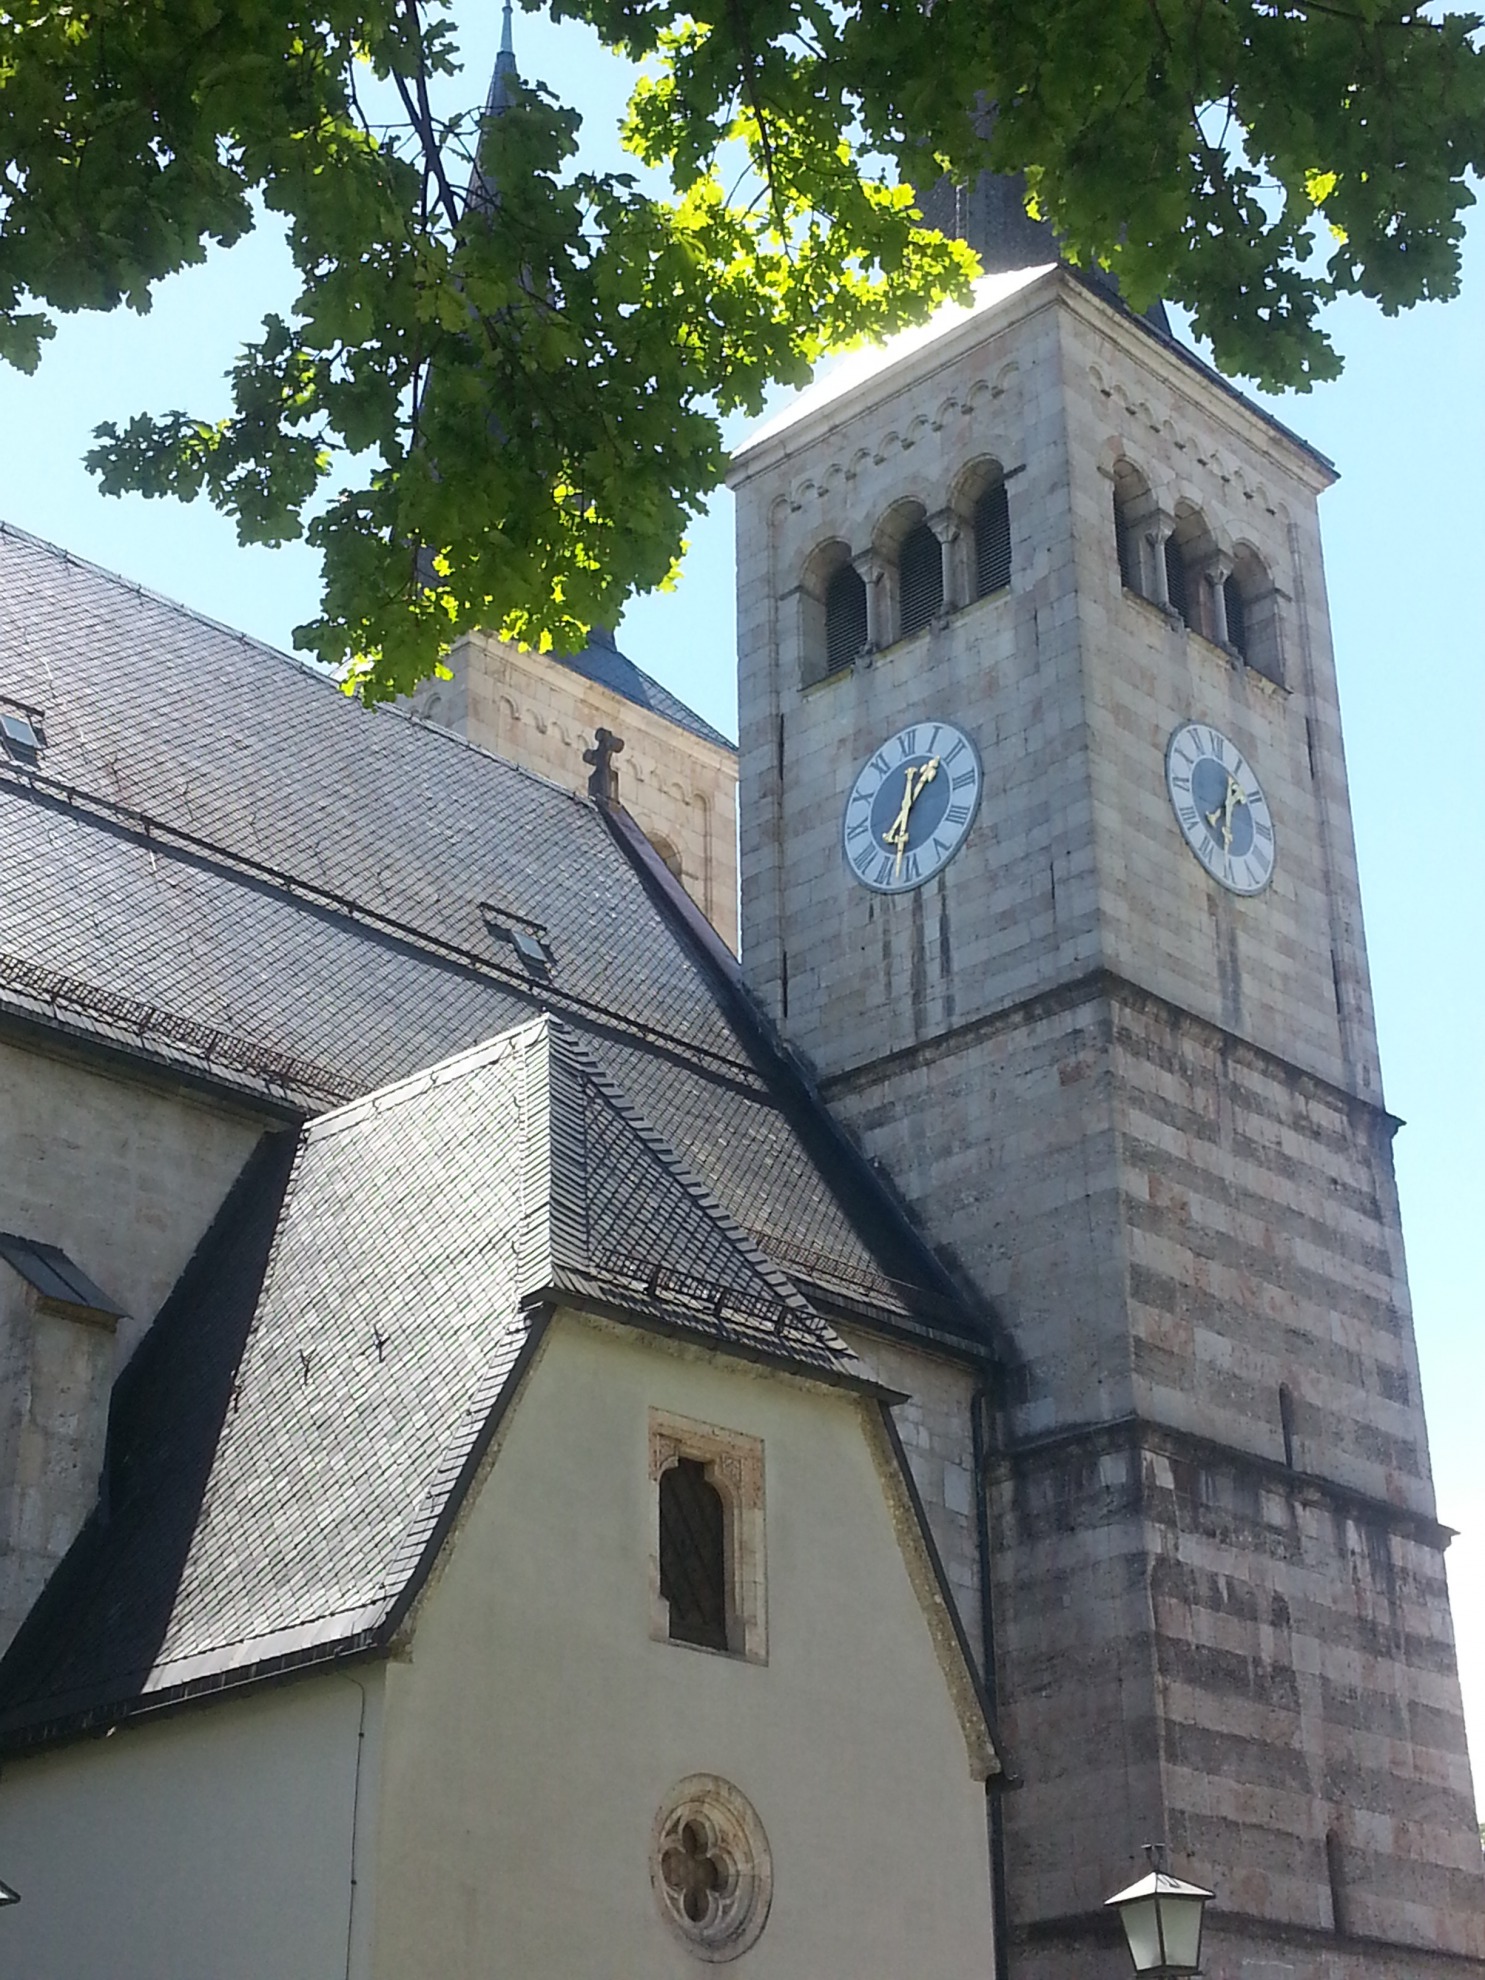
[411,630,740,951]
[0,1670,380,1980]
[0,1032,271,1364]
[370,1311,994,1980]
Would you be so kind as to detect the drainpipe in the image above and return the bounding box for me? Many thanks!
[973,1384,1011,1980]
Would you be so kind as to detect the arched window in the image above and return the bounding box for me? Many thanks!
[1225,546,1283,684]
[1112,460,1155,597]
[1223,573,1247,657]
[973,477,1011,597]
[1165,506,1213,634]
[1164,534,1193,626]
[897,521,944,637]
[659,1457,728,1651]
[824,563,868,674]
[648,832,684,884]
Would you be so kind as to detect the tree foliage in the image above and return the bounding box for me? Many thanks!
[2,0,1481,697]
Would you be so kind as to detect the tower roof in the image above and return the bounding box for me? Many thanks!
[466,0,520,214]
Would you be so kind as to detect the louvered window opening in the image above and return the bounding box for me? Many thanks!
[824,565,867,673]
[974,481,1011,596]
[660,1458,728,1651]
[1114,492,1140,592]
[1165,536,1194,628]
[1223,574,1247,659]
[898,523,943,638]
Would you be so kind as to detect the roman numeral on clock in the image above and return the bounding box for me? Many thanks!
[945,803,971,826]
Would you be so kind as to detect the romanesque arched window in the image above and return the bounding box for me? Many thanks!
[801,538,866,685]
[1165,506,1213,634]
[897,520,944,637]
[824,563,868,673]
[1112,460,1154,597]
[1225,546,1283,684]
[973,476,1011,597]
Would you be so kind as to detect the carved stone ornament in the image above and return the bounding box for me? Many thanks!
[651,1775,773,1962]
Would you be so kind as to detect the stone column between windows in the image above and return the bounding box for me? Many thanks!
[927,508,966,614]
[852,549,887,652]
[1144,511,1174,609]
[1205,552,1234,647]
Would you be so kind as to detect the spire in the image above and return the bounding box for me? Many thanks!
[466,2,520,215]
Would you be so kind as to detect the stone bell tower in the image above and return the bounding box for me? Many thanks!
[728,265,1485,1974]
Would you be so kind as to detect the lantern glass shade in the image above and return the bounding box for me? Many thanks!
[1105,1868,1213,1976]
[0,1880,17,1907]
[1119,1895,1163,1969]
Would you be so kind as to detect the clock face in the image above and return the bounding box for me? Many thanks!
[1165,721,1276,895]
[842,720,982,894]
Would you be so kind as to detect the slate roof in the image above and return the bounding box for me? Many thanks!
[0,521,980,1335]
[554,626,735,754]
[0,1018,859,1743]
[0,1235,122,1316]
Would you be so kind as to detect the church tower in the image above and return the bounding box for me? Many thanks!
[729,266,1485,1972]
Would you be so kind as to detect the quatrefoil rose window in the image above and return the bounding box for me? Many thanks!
[651,1776,772,1961]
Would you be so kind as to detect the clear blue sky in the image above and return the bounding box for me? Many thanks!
[2,4,1482,1811]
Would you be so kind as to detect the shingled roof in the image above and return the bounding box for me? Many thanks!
[555,625,735,753]
[0,1018,860,1745]
[0,522,985,1336]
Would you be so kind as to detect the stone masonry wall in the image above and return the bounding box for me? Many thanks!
[0,1031,268,1366]
[730,269,1483,1974]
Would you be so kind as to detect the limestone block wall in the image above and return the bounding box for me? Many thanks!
[0,1266,117,1653]
[731,267,1484,1976]
[991,1432,1484,1974]
[0,1032,271,1365]
[1056,291,1382,1103]
[836,1327,984,1665]
[734,274,1101,1072]
[411,630,739,952]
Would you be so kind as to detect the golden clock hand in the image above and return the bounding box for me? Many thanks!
[885,760,940,874]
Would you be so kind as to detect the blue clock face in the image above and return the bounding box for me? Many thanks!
[1165,721,1276,894]
[843,720,982,894]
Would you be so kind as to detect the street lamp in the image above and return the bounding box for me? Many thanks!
[0,1880,17,1906]
[1105,1846,1213,1976]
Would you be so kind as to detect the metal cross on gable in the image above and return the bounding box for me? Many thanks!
[584,726,625,803]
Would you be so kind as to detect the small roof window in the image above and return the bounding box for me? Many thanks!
[0,709,42,755]
[480,901,553,976]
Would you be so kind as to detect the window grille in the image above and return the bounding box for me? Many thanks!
[1114,490,1140,592]
[660,1458,728,1651]
[1165,535,1193,627]
[974,480,1011,597]
[897,523,943,638]
[1224,574,1247,657]
[824,565,867,672]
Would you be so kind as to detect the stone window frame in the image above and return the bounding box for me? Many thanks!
[948,454,1014,604]
[651,1774,774,1962]
[797,535,867,687]
[649,1410,767,1664]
